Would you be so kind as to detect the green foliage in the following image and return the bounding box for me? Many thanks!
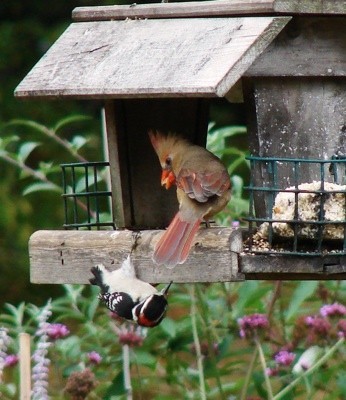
[207,123,250,225]
[1,117,345,398]
[1,281,345,399]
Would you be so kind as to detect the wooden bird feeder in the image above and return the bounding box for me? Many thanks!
[15,0,346,284]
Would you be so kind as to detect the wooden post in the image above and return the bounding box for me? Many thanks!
[19,333,31,400]
[244,16,346,218]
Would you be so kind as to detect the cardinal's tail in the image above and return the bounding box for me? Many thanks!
[153,212,201,268]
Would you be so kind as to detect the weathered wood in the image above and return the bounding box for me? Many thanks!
[19,333,31,400]
[72,0,276,21]
[246,17,346,77]
[104,101,131,228]
[72,0,346,21]
[105,98,209,229]
[29,229,346,284]
[273,0,346,14]
[243,77,346,217]
[241,254,346,280]
[29,228,243,284]
[14,17,289,100]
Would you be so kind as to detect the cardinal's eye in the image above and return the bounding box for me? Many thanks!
[165,157,172,167]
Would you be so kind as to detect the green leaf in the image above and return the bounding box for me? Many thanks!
[104,370,126,399]
[69,135,88,151]
[133,350,157,368]
[159,317,177,339]
[54,115,92,132]
[0,135,19,150]
[86,295,100,321]
[6,119,49,135]
[23,182,62,196]
[285,281,318,322]
[17,141,41,163]
[337,372,346,396]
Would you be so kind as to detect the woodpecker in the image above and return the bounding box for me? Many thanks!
[89,256,172,328]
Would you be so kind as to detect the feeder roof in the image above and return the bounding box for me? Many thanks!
[15,1,311,100]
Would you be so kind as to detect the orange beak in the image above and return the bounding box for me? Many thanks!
[161,170,176,190]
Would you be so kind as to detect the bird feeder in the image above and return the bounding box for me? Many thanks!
[15,0,346,284]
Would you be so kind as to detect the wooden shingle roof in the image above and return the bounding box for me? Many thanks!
[15,6,292,100]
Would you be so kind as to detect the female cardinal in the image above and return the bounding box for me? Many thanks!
[149,130,231,268]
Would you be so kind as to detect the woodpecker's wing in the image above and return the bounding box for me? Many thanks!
[177,168,230,203]
[101,292,137,321]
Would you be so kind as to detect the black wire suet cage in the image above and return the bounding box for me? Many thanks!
[61,161,115,230]
[245,156,346,256]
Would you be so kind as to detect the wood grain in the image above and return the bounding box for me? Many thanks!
[29,228,346,284]
[72,0,346,21]
[14,17,289,99]
[246,17,346,77]
[29,228,243,284]
[72,0,276,21]
[241,254,346,280]
[244,77,346,218]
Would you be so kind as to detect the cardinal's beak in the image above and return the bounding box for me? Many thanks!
[161,170,175,189]
[161,281,173,296]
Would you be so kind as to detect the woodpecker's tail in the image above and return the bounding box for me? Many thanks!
[153,212,201,268]
[89,264,109,294]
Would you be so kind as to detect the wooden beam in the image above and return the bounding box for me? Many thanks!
[241,254,346,280]
[29,228,243,284]
[72,1,275,21]
[29,229,346,284]
[72,0,346,22]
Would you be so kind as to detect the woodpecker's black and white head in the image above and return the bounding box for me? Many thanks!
[90,260,172,328]
[132,282,172,327]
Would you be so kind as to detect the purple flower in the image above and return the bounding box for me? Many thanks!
[113,324,147,348]
[266,367,279,377]
[274,350,296,367]
[305,315,331,335]
[4,354,19,367]
[238,313,269,339]
[337,319,346,338]
[46,323,69,340]
[320,303,346,318]
[32,301,52,400]
[87,351,102,365]
[0,328,11,379]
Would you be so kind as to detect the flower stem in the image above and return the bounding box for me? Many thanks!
[190,285,207,400]
[240,347,258,400]
[273,338,345,400]
[255,337,274,400]
[195,284,226,399]
[122,344,133,400]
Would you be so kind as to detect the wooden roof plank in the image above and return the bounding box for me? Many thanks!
[15,16,290,100]
[72,0,346,21]
[72,0,276,22]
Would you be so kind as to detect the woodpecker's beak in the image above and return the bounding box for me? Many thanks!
[161,281,173,296]
[161,170,175,189]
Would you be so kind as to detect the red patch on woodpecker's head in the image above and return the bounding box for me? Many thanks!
[138,314,159,328]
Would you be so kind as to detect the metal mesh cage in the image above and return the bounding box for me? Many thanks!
[61,161,115,230]
[245,156,346,256]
